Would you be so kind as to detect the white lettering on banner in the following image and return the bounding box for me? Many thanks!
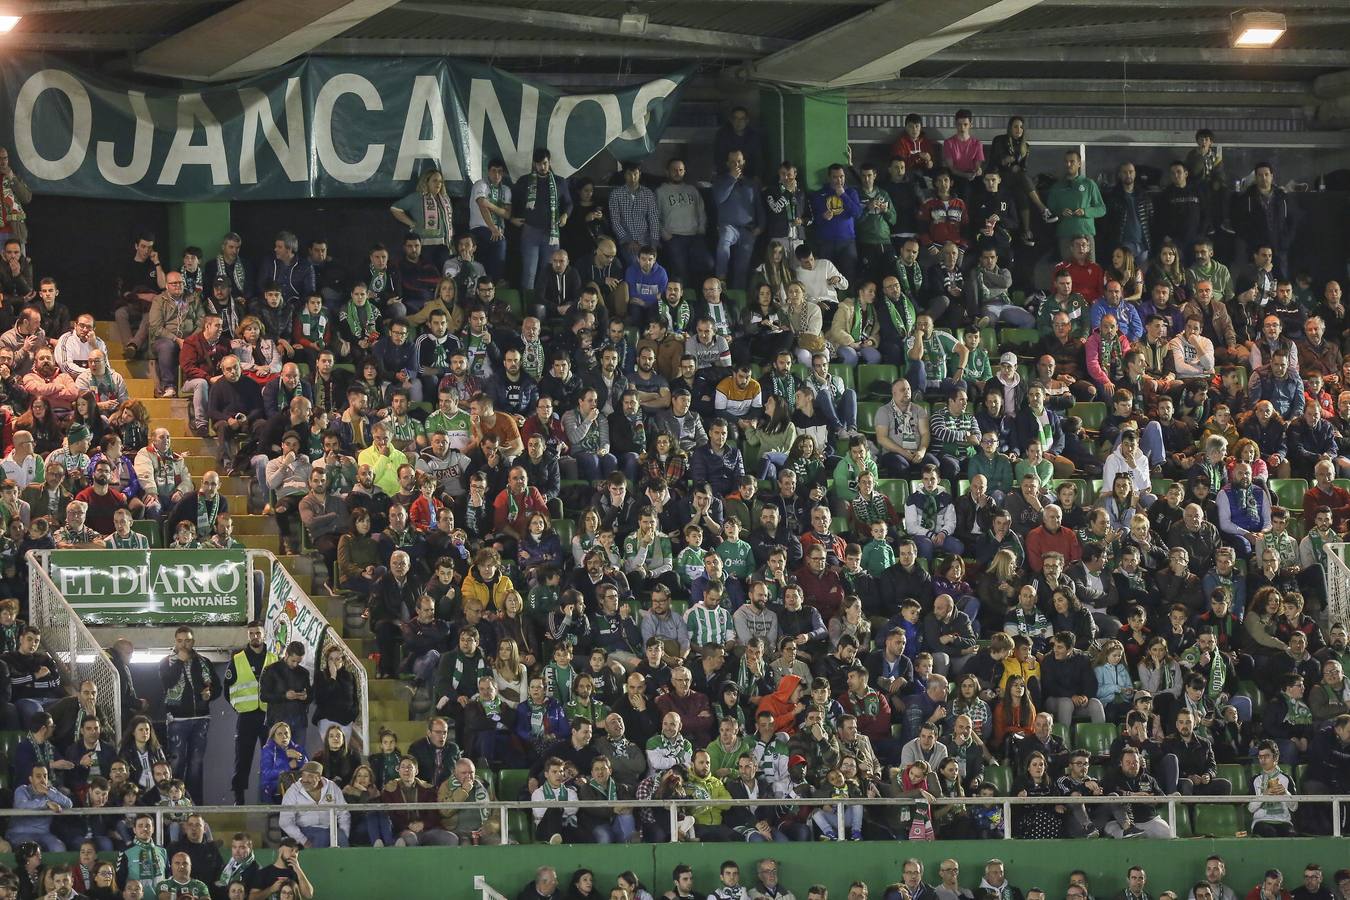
[546,93,622,177]
[157,93,229,186]
[265,562,326,671]
[620,77,680,141]
[55,564,146,596]
[152,562,242,597]
[238,79,307,185]
[313,73,385,184]
[393,75,462,183]
[96,90,153,186]
[465,77,538,183]
[14,69,91,180]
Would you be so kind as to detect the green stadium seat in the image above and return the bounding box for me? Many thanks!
[999,327,1040,350]
[132,519,162,549]
[553,519,574,545]
[1070,402,1107,431]
[1074,722,1117,756]
[1171,806,1194,837]
[496,287,525,318]
[981,764,1012,795]
[877,478,908,509]
[1216,763,1249,794]
[1051,722,1070,747]
[1151,478,1174,496]
[1192,803,1243,837]
[857,364,899,399]
[857,401,882,433]
[1236,679,1265,713]
[1270,478,1309,512]
[1335,479,1350,492]
[497,768,531,802]
[724,288,747,305]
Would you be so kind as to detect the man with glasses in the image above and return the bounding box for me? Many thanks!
[935,861,973,900]
[206,355,263,471]
[54,311,104,378]
[140,270,204,396]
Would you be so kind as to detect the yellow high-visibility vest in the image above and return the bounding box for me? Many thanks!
[229,649,277,713]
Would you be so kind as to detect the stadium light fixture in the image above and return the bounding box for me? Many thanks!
[1231,10,1286,47]
[0,17,20,33]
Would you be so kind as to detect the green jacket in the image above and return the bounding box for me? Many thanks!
[1046,175,1106,238]
[968,451,1014,495]
[832,453,878,502]
[856,187,897,245]
[1036,292,1092,339]
[1187,260,1234,302]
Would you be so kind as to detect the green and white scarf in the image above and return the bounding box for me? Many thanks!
[527,173,561,241]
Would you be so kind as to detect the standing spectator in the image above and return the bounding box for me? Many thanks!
[713,151,764,290]
[260,641,312,747]
[158,626,221,804]
[390,170,455,269]
[511,148,573,300]
[1234,163,1297,276]
[1046,150,1107,261]
[609,161,661,268]
[656,158,710,285]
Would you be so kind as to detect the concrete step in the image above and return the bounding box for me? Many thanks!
[185,456,218,476]
[231,515,279,536]
[368,678,413,703]
[382,720,426,746]
[125,377,156,395]
[141,398,190,418]
[369,699,408,723]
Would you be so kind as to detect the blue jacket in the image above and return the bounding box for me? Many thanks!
[712,174,763,230]
[1248,369,1305,420]
[1089,298,1144,342]
[624,261,670,308]
[1094,663,1133,704]
[514,698,570,746]
[260,740,307,801]
[810,186,863,243]
[689,443,745,497]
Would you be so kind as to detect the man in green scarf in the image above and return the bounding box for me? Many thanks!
[510,148,572,302]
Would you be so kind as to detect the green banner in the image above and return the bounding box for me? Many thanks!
[47,549,250,624]
[0,55,689,201]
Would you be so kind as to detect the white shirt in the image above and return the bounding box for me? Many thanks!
[793,259,848,304]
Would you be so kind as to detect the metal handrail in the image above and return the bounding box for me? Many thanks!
[9,791,1322,848]
[26,549,122,737]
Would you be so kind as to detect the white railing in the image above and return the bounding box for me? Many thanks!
[17,792,1314,848]
[1324,543,1349,629]
[26,549,122,737]
[476,875,511,900]
[253,550,370,752]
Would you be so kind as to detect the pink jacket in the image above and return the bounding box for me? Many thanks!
[1085,332,1133,392]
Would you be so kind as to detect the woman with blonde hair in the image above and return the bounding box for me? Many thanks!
[753,242,795,304]
[784,281,826,367]
[231,315,281,385]
[390,168,454,267]
[492,633,531,705]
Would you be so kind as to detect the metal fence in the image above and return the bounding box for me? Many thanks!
[26,550,122,737]
[2,793,1320,849]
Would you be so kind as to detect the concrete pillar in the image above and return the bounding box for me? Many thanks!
[167,201,231,257]
[761,89,849,188]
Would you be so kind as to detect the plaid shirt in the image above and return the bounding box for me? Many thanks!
[608,185,661,247]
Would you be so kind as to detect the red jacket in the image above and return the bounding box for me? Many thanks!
[382,781,443,834]
[1303,483,1350,531]
[793,563,846,624]
[1054,259,1106,303]
[1025,524,1082,573]
[179,332,230,382]
[919,197,968,248]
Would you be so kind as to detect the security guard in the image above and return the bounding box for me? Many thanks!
[224,620,276,805]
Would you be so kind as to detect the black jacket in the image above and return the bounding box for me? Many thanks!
[259,660,311,726]
[158,651,221,718]
[723,776,780,830]
[1039,650,1097,700]
[311,666,359,726]
[1161,732,1218,780]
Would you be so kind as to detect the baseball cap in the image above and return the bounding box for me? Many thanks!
[999,351,1018,366]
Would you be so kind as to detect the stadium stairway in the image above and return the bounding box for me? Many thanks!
[96,322,421,839]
